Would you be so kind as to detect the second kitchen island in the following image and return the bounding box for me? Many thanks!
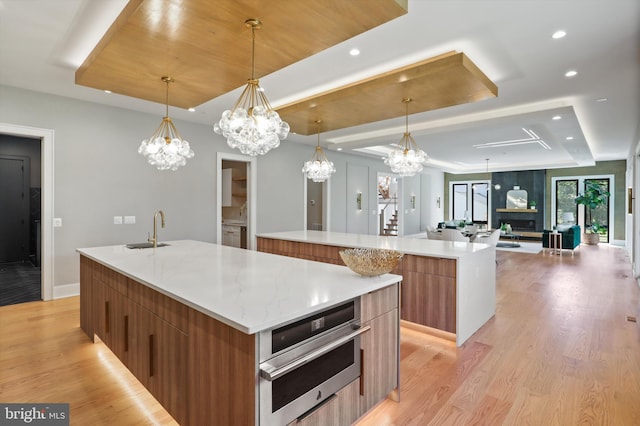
[78,240,401,425]
[257,231,496,346]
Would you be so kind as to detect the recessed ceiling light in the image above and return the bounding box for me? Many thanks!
[188,107,196,112]
[566,136,574,140]
[337,147,343,151]
[552,115,562,120]
[104,90,112,94]
[596,98,608,102]
[552,30,566,39]
[565,70,578,77]
[349,48,360,56]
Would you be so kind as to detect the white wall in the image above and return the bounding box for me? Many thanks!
[0,84,444,289]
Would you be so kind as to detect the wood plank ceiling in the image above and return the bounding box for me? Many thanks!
[75,0,409,108]
[276,51,498,135]
[75,0,497,136]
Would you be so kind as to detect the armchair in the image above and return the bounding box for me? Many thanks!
[542,225,581,251]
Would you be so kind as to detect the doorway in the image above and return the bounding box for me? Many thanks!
[377,174,400,236]
[0,135,42,305]
[216,152,257,249]
[0,124,54,301]
[552,175,614,243]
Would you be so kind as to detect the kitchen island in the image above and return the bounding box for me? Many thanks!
[78,240,401,425]
[257,231,496,346]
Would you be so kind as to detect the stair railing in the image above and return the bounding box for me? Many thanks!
[379,196,398,236]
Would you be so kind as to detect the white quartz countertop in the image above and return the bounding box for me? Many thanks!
[77,240,401,335]
[257,230,492,259]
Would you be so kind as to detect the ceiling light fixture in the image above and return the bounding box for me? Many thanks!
[565,70,578,77]
[214,19,290,156]
[552,30,566,39]
[302,120,336,182]
[384,98,428,177]
[138,77,195,171]
[349,48,360,56]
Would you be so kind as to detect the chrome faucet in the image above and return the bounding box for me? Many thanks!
[148,210,165,248]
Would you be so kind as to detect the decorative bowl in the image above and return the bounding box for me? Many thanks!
[339,248,404,277]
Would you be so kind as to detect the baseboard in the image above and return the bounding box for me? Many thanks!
[53,282,79,299]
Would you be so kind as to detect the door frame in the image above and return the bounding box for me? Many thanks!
[0,123,54,300]
[216,152,257,249]
[551,174,615,242]
[302,176,331,232]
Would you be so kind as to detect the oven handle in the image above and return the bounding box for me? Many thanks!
[260,324,371,382]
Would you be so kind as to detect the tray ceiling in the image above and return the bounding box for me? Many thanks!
[276,51,498,135]
[75,0,408,108]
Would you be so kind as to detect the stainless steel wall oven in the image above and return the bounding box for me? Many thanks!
[258,298,368,425]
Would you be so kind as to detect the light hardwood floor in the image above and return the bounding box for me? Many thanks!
[1,244,639,425]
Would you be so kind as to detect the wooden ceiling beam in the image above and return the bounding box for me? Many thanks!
[276,51,499,135]
[75,0,408,109]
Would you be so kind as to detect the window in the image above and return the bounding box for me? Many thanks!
[555,179,578,225]
[450,181,490,225]
[452,183,468,221]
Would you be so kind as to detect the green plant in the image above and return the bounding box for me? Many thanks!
[529,200,536,207]
[575,182,610,233]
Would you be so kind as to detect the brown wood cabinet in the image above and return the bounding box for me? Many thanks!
[257,237,456,333]
[360,285,399,415]
[81,257,188,424]
[80,255,397,425]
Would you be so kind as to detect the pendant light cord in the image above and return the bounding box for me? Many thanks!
[251,25,256,81]
[316,120,322,147]
[165,79,169,118]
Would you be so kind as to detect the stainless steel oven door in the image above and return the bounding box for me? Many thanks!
[259,323,370,425]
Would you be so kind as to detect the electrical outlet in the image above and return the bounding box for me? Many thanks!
[113,216,123,225]
[53,218,62,227]
[124,216,136,224]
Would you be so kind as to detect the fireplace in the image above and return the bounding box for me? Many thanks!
[507,219,536,232]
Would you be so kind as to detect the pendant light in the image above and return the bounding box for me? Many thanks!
[302,120,336,182]
[485,158,501,190]
[214,19,290,156]
[384,98,428,177]
[138,77,194,171]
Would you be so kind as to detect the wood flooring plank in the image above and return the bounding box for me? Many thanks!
[2,245,640,425]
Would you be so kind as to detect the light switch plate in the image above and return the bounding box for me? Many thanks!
[124,216,136,224]
[53,218,62,227]
[113,216,123,225]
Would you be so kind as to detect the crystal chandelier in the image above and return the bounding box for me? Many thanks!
[302,120,336,182]
[384,98,428,177]
[138,77,194,171]
[214,19,290,156]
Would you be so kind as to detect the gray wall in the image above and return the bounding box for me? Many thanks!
[0,85,444,289]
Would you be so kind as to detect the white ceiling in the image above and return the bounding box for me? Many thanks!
[1,0,638,174]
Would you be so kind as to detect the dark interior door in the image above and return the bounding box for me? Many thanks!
[0,155,30,263]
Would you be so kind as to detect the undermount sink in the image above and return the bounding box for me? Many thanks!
[126,242,170,249]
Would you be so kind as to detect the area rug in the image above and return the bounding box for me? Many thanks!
[496,241,542,254]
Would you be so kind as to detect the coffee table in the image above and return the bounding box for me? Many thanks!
[497,232,521,248]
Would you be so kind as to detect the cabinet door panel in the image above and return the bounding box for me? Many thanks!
[360,309,398,415]
[137,306,188,425]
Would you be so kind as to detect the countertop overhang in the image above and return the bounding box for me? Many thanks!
[257,230,492,259]
[77,240,401,334]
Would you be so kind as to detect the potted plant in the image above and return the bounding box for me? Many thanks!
[529,200,537,209]
[575,182,610,245]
